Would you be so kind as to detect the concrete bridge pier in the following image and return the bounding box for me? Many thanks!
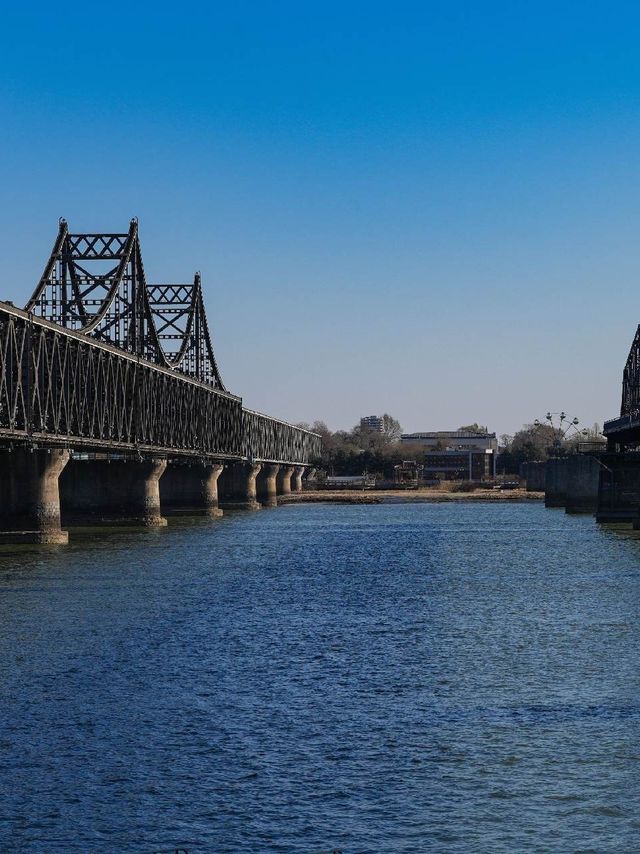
[277,465,294,496]
[291,465,306,493]
[565,455,601,514]
[0,448,70,544]
[60,458,168,527]
[219,462,262,511]
[256,464,280,507]
[160,462,224,517]
[595,453,640,524]
[545,458,569,508]
[521,461,546,492]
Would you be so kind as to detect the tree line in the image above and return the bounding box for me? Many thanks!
[296,417,603,477]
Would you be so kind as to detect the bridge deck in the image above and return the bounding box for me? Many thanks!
[603,413,640,445]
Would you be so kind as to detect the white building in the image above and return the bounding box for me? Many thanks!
[400,431,497,452]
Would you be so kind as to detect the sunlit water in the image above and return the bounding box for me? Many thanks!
[2,502,640,853]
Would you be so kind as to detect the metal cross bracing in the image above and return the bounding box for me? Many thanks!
[0,303,243,458]
[26,219,226,390]
[13,220,322,464]
[603,324,640,441]
[146,275,223,387]
[242,408,320,464]
[0,303,321,463]
[621,325,640,417]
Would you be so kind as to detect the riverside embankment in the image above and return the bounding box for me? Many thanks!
[279,488,544,504]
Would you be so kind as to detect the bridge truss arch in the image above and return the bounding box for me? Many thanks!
[25,219,226,390]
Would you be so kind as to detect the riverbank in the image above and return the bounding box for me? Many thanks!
[279,488,543,504]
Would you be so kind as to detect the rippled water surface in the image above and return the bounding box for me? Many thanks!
[2,502,640,852]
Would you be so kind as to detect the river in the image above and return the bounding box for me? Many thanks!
[1,502,640,852]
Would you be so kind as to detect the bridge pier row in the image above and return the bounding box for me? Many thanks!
[277,465,294,496]
[219,462,262,511]
[256,464,280,507]
[544,458,568,508]
[159,462,224,517]
[291,465,306,493]
[0,448,70,544]
[60,458,168,527]
[595,453,640,524]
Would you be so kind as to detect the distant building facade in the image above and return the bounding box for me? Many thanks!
[400,430,497,481]
[360,415,385,433]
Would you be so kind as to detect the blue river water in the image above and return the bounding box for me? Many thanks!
[2,502,640,853]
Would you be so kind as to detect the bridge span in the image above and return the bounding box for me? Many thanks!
[0,220,320,542]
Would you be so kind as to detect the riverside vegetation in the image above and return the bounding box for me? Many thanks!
[296,417,603,480]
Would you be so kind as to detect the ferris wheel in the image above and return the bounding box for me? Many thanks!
[533,412,589,455]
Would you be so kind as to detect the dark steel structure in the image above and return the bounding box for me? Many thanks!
[1,220,320,465]
[26,218,225,389]
[603,325,640,445]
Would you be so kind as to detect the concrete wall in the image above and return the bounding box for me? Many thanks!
[545,458,568,508]
[596,453,640,523]
[565,455,600,514]
[520,461,546,492]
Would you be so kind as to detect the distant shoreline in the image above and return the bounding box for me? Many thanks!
[279,489,544,505]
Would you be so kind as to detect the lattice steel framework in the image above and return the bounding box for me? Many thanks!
[25,219,226,389]
[0,305,319,464]
[621,324,640,416]
[146,275,224,387]
[243,409,322,463]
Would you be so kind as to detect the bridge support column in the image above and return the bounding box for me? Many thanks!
[291,465,305,493]
[256,464,280,507]
[160,462,224,517]
[219,462,262,511]
[520,461,546,492]
[544,458,568,508]
[277,465,294,496]
[60,458,168,527]
[565,455,600,514]
[0,448,70,544]
[596,452,640,524]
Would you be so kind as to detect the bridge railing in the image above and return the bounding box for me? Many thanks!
[603,413,638,436]
[242,408,321,464]
[0,303,244,458]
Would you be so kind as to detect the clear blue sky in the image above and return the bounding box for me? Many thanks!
[1,1,639,436]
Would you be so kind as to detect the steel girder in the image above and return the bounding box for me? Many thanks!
[0,305,241,456]
[242,408,321,464]
[0,304,320,464]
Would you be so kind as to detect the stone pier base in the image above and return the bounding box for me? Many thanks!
[291,465,305,493]
[256,463,280,507]
[277,465,294,497]
[0,448,70,544]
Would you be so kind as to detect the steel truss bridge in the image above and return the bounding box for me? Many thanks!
[603,324,640,446]
[0,219,320,465]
